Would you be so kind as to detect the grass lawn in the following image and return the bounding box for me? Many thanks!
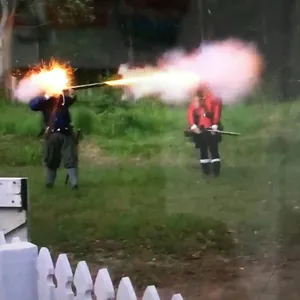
[1,95,300,297]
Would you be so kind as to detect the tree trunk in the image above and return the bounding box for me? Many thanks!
[0,0,17,100]
[280,0,296,99]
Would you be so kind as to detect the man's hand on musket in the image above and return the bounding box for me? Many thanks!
[211,124,218,135]
[38,91,49,99]
[191,124,201,134]
[69,88,75,98]
[63,88,75,98]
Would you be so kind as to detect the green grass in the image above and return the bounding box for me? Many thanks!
[1,93,300,267]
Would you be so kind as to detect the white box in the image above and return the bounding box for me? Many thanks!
[0,178,28,242]
[0,177,27,209]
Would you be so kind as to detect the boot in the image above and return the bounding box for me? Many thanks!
[45,168,57,188]
[66,168,78,189]
[200,159,211,175]
[211,159,221,177]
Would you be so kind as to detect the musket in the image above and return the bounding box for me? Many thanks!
[206,129,241,136]
[65,128,82,185]
[67,77,124,91]
[184,128,241,137]
[67,82,108,91]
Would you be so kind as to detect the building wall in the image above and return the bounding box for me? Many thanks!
[11,0,204,69]
[11,28,39,68]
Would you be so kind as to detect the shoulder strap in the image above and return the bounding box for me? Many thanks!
[47,96,61,130]
[36,95,62,137]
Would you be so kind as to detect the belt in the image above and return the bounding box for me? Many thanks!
[48,127,71,133]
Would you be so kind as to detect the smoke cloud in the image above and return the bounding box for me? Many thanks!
[13,38,263,105]
[13,76,45,103]
[119,38,263,104]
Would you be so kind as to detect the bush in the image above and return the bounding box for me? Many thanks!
[77,86,132,113]
[72,107,96,134]
[0,93,282,144]
[71,93,174,138]
[95,107,165,138]
[0,102,39,136]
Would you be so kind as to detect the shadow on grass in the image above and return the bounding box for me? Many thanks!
[26,164,236,259]
[278,205,300,249]
[31,210,235,261]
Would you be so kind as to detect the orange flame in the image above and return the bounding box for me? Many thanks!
[24,59,74,96]
[106,65,158,85]
[104,67,199,87]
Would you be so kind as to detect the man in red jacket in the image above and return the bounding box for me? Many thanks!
[186,87,222,176]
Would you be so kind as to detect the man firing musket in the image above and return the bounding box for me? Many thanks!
[28,88,79,189]
[186,87,223,177]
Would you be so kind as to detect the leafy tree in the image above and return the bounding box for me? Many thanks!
[46,0,95,26]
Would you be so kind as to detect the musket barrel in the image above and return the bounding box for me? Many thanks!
[184,129,241,136]
[206,129,241,136]
[67,82,107,91]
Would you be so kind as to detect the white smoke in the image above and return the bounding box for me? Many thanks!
[13,76,45,103]
[119,38,263,104]
[13,38,263,105]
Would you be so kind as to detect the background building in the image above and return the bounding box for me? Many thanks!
[1,0,299,98]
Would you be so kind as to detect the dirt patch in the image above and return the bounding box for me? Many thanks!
[79,140,154,166]
[65,249,300,300]
[79,140,117,165]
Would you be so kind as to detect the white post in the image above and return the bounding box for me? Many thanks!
[0,241,38,300]
[0,177,29,242]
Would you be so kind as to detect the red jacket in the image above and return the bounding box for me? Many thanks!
[187,92,222,128]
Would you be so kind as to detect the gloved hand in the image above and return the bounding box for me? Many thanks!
[211,124,218,131]
[191,124,200,134]
[63,88,75,98]
[69,88,75,98]
[211,124,218,135]
[45,94,50,100]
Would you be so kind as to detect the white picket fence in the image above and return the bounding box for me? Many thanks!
[0,232,184,300]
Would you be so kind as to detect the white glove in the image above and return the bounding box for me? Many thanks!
[45,94,49,100]
[191,124,200,134]
[211,124,218,135]
[211,124,218,131]
[69,88,75,98]
[63,89,75,98]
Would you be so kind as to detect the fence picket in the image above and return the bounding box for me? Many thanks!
[55,254,75,300]
[116,277,137,300]
[0,231,6,245]
[94,268,115,300]
[11,236,21,243]
[0,240,38,300]
[74,261,93,300]
[37,247,56,300]
[2,238,186,300]
[170,294,184,300]
[142,286,161,300]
